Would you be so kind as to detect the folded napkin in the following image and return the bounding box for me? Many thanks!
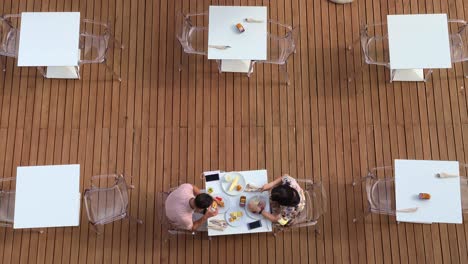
[208,45,231,50]
[244,18,264,23]
[436,172,458,178]
[245,183,262,192]
[208,219,228,231]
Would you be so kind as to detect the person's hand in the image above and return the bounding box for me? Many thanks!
[204,207,218,218]
[260,184,268,192]
[257,200,266,210]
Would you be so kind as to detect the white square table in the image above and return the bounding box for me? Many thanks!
[387,14,452,82]
[17,12,81,79]
[14,164,81,229]
[394,159,462,224]
[208,6,267,73]
[204,170,272,236]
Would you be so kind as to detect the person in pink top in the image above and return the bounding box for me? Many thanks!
[165,183,218,231]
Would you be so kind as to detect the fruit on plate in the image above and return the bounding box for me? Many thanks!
[229,175,239,191]
[207,187,214,194]
[224,175,233,182]
[236,184,242,191]
[214,196,225,207]
[228,211,243,222]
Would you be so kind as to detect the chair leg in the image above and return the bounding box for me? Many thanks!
[1,56,6,72]
[127,214,144,225]
[247,61,255,78]
[90,223,103,235]
[110,35,124,49]
[179,51,185,72]
[352,175,372,186]
[423,69,434,82]
[281,63,290,85]
[353,207,371,223]
[104,62,122,82]
[346,38,361,52]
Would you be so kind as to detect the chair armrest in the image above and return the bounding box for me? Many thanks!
[268,19,293,31]
[82,19,109,28]
[90,174,122,186]
[186,11,208,18]
[0,177,16,183]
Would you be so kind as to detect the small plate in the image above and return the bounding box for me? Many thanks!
[245,195,267,220]
[221,172,246,196]
[225,207,246,227]
[211,193,231,214]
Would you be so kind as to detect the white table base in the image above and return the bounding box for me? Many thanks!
[220,60,251,73]
[45,66,80,79]
[391,69,425,82]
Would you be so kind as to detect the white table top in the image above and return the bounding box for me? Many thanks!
[394,159,462,224]
[205,170,272,236]
[17,12,80,67]
[208,6,267,60]
[14,164,81,229]
[387,14,452,70]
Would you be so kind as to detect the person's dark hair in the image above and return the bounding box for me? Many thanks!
[194,193,213,209]
[271,185,300,207]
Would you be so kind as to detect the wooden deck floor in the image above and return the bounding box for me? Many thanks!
[1,0,468,263]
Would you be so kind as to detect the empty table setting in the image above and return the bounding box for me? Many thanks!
[17,12,81,79]
[387,14,452,82]
[14,164,81,229]
[207,6,267,73]
[203,170,272,236]
[394,159,462,224]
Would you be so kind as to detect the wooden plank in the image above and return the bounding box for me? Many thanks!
[0,0,467,263]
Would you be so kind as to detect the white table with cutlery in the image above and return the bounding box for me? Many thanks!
[14,164,81,229]
[207,6,267,73]
[204,169,272,236]
[17,12,81,79]
[387,14,452,81]
[394,159,462,224]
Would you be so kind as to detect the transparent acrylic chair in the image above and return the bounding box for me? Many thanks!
[176,11,209,71]
[247,19,298,85]
[0,14,20,71]
[273,179,327,235]
[37,19,124,81]
[448,19,468,78]
[460,176,468,213]
[0,177,16,228]
[78,19,124,81]
[352,166,397,222]
[84,174,143,234]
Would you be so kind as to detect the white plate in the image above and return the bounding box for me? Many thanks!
[225,207,246,227]
[221,172,246,196]
[211,193,230,214]
[245,195,267,220]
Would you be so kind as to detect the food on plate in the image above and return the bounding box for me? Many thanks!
[228,211,244,222]
[239,196,246,207]
[236,184,242,191]
[418,193,431,200]
[214,196,225,207]
[207,187,214,194]
[229,175,239,191]
[224,175,233,182]
[211,201,218,210]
